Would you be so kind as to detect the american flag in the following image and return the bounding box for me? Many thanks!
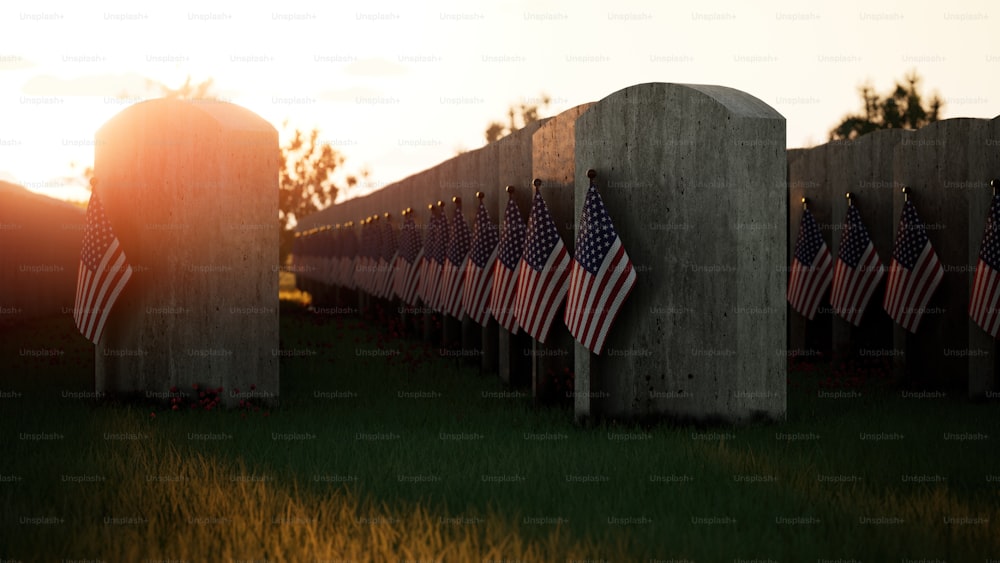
[564,182,636,355]
[303,233,317,282]
[74,190,133,344]
[393,213,424,305]
[332,227,344,287]
[291,234,304,279]
[322,228,337,286]
[339,226,357,289]
[462,200,500,326]
[370,220,385,295]
[352,222,368,291]
[970,195,1000,337]
[830,205,885,326]
[787,207,833,320]
[295,233,311,282]
[416,212,435,306]
[490,197,526,333]
[366,220,382,294]
[432,209,450,311]
[514,190,571,343]
[883,199,944,333]
[418,209,447,310]
[439,205,471,318]
[377,217,398,299]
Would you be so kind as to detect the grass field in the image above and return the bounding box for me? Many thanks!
[1,296,999,561]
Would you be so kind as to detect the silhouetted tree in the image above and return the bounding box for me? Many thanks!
[149,75,217,100]
[484,93,552,143]
[830,71,943,141]
[278,125,357,264]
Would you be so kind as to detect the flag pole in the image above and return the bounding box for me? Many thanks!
[533,178,542,193]
[801,197,808,211]
[845,192,854,207]
[506,185,515,197]
[902,186,910,203]
[587,169,597,183]
[991,178,999,197]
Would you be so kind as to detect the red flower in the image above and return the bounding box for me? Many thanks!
[250,384,256,391]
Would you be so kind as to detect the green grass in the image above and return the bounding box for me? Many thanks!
[1,302,999,561]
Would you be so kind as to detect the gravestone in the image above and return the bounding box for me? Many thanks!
[573,82,786,422]
[786,146,832,363]
[825,130,907,373]
[531,104,594,403]
[476,144,500,375]
[495,119,549,388]
[892,118,1000,395]
[93,98,279,406]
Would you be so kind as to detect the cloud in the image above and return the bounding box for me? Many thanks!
[343,58,407,77]
[20,72,156,97]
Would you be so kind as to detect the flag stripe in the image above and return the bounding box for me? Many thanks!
[91,256,133,343]
[74,192,133,344]
[516,247,570,341]
[577,244,634,353]
[491,261,520,333]
[787,208,833,320]
[969,195,1000,337]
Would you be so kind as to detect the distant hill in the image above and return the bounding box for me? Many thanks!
[0,181,87,326]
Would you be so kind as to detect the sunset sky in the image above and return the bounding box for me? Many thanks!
[1,0,996,204]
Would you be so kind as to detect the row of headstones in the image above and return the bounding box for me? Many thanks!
[295,82,788,423]
[787,117,1000,399]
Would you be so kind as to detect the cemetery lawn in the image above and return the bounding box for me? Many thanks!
[1,300,999,561]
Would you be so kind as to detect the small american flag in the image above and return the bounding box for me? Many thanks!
[322,228,337,286]
[490,197,526,334]
[462,200,499,327]
[830,205,885,326]
[74,190,133,344]
[883,199,943,333]
[339,227,357,289]
[439,205,471,318]
[432,210,450,311]
[564,182,636,355]
[514,190,571,343]
[332,227,344,287]
[378,218,398,299]
[970,195,1000,337]
[418,209,446,310]
[393,213,424,305]
[787,207,832,320]
[291,234,304,278]
[416,213,435,307]
[352,222,368,291]
[369,220,384,295]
